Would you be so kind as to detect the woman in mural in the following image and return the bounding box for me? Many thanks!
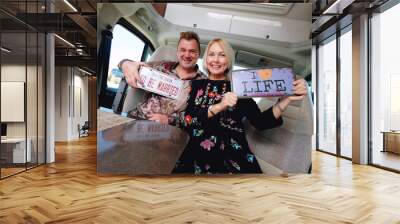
[173,38,308,174]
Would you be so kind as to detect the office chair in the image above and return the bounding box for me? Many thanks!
[79,121,90,138]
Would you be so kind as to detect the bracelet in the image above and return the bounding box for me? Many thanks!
[209,105,216,116]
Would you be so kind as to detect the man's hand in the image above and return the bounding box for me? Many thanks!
[148,113,169,124]
[121,61,148,88]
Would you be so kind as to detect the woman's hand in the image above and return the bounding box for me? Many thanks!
[272,78,308,119]
[208,92,238,118]
[219,92,238,110]
[288,79,308,101]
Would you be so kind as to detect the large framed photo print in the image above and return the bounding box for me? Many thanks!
[97,3,312,176]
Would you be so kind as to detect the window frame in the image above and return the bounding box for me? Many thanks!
[315,22,353,161]
[99,18,155,109]
[368,1,400,173]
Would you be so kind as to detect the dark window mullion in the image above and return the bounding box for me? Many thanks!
[141,45,149,62]
[36,24,39,167]
[336,29,341,157]
[316,44,319,151]
[367,11,373,165]
[25,1,28,171]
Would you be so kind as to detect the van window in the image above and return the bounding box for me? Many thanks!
[107,24,146,89]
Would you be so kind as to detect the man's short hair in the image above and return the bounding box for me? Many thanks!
[178,31,201,53]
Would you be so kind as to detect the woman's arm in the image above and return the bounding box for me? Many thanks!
[272,78,308,118]
[272,97,289,119]
[239,99,283,131]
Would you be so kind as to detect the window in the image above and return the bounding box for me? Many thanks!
[107,24,146,89]
[340,27,352,158]
[317,35,337,155]
[99,19,154,109]
[371,3,400,171]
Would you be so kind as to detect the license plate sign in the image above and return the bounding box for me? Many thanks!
[138,67,183,100]
[231,68,294,98]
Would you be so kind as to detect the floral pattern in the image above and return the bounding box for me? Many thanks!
[173,79,283,174]
[200,139,215,151]
[192,129,204,137]
[230,139,241,150]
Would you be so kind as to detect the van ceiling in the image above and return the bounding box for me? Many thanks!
[162,3,311,44]
[191,3,311,21]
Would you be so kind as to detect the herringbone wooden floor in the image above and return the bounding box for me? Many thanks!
[1,135,400,224]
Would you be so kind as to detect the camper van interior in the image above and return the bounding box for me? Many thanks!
[97,3,313,175]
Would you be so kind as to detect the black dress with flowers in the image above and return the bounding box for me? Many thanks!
[173,79,283,174]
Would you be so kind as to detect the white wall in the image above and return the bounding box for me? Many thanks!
[55,66,68,141]
[352,14,369,164]
[1,63,46,164]
[1,65,41,138]
[46,32,55,163]
[72,73,89,138]
[54,67,89,141]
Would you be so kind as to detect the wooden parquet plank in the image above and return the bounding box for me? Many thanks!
[1,135,400,223]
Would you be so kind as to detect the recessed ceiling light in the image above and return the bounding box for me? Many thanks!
[54,34,75,48]
[63,0,78,12]
[323,0,354,15]
[78,67,92,76]
[1,47,11,53]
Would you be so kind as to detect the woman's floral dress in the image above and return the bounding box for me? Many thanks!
[173,79,283,174]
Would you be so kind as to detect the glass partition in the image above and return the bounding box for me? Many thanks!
[317,35,337,155]
[339,27,352,158]
[1,30,28,177]
[0,1,46,179]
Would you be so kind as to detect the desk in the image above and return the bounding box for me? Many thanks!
[382,131,400,154]
[1,138,31,163]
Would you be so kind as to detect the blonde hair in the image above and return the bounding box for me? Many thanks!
[202,38,235,80]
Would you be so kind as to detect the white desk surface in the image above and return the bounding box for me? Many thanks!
[1,138,27,143]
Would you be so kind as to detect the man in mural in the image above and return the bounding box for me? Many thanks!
[118,31,206,125]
